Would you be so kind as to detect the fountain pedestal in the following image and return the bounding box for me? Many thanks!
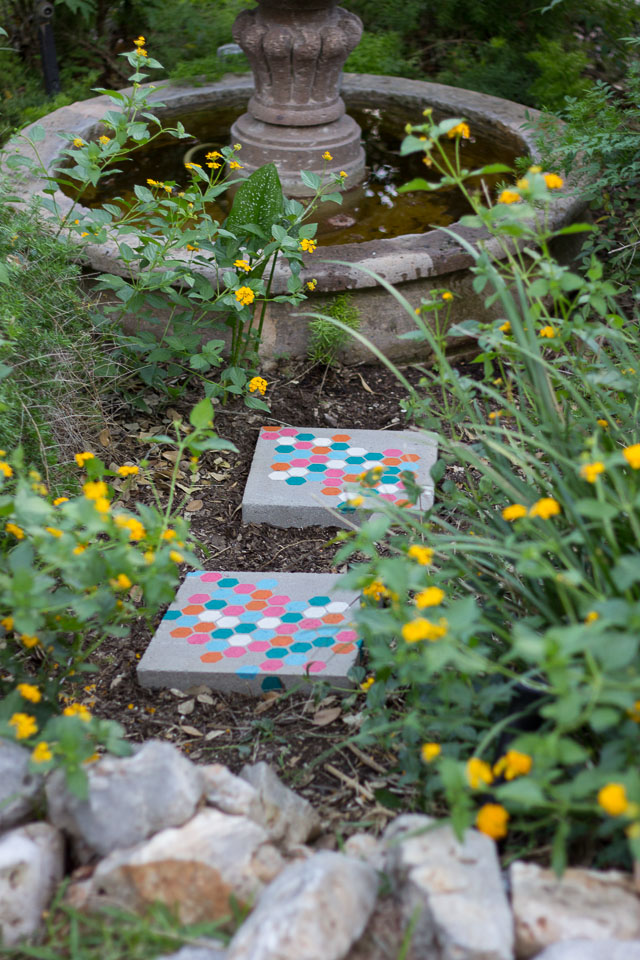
[230,0,365,195]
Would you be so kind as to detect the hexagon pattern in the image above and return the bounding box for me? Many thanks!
[261,426,421,508]
[137,571,361,694]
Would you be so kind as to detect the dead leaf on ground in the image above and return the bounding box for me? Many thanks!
[162,450,180,463]
[180,725,203,737]
[99,428,111,447]
[357,372,374,394]
[312,706,342,726]
[177,699,195,715]
[204,729,226,741]
[186,499,204,512]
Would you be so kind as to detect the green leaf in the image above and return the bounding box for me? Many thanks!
[300,170,322,191]
[398,178,438,193]
[611,554,640,591]
[189,397,214,430]
[496,778,546,807]
[226,163,284,239]
[574,499,619,521]
[0,263,9,284]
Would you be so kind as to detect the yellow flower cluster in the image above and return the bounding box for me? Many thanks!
[6,522,24,539]
[623,444,640,469]
[110,573,132,590]
[580,461,605,483]
[235,286,255,306]
[299,238,317,253]
[83,480,110,515]
[402,617,448,643]
[421,742,441,763]
[447,122,470,139]
[10,712,38,739]
[248,376,268,396]
[31,742,53,763]
[502,497,561,521]
[0,461,13,478]
[476,803,509,839]
[493,749,532,780]
[63,703,92,722]
[17,683,41,703]
[118,465,139,477]
[407,544,434,565]
[75,451,95,468]
[234,259,252,273]
[598,783,629,817]
[115,514,146,541]
[415,586,445,608]
[360,676,375,693]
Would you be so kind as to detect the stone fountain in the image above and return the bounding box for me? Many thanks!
[230,0,365,194]
[4,0,586,362]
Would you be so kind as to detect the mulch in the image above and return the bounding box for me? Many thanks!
[77,358,431,835]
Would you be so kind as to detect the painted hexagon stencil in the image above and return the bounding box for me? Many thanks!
[138,571,360,695]
[242,426,438,529]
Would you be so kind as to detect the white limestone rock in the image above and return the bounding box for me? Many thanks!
[510,861,640,958]
[0,738,43,829]
[227,851,378,960]
[202,764,263,821]
[153,944,227,960]
[89,808,284,924]
[383,814,514,960]
[344,832,385,871]
[45,740,203,860]
[0,822,64,946]
[533,942,640,960]
[238,762,320,847]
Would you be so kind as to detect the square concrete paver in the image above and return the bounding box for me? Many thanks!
[137,571,361,695]
[242,426,438,528]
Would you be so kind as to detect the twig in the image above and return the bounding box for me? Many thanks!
[346,741,388,775]
[324,762,375,801]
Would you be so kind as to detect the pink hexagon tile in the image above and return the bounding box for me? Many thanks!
[137,571,361,694]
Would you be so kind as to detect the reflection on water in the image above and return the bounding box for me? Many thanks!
[68,103,518,246]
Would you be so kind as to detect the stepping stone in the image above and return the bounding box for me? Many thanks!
[137,571,360,695]
[242,426,438,529]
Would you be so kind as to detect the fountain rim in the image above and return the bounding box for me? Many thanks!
[7,72,585,295]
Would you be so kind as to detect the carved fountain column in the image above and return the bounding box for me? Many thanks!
[231,0,365,195]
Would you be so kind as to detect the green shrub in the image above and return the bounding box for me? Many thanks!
[319,118,640,871]
[344,31,420,79]
[0,398,233,796]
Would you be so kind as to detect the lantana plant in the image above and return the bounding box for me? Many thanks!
[0,398,232,796]
[316,113,640,871]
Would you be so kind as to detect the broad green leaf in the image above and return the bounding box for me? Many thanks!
[189,396,214,430]
[574,499,619,521]
[226,163,284,239]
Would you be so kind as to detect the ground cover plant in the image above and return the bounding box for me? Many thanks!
[316,115,640,872]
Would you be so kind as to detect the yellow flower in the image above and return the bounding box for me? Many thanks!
[147,178,160,187]
[585,610,599,624]
[415,586,445,608]
[161,529,177,541]
[529,497,561,519]
[134,35,145,46]
[467,756,494,789]
[306,279,318,291]
[580,461,605,483]
[529,165,542,173]
[421,742,441,763]
[623,444,640,469]
[322,151,333,161]
[360,676,375,692]
[63,703,92,722]
[502,503,527,522]
[407,545,434,565]
[234,259,251,273]
[248,376,268,395]
[137,48,148,56]
[0,461,13,477]
[6,522,24,539]
[184,162,201,170]
[539,325,556,338]
[17,683,41,703]
[441,291,453,301]
[72,138,84,147]
[235,286,255,306]
[597,419,609,429]
[362,580,391,602]
[544,172,563,190]
[73,544,87,555]
[45,527,63,538]
[31,741,53,763]
[115,514,146,541]
[1,616,14,630]
[21,634,40,649]
[229,161,243,170]
[447,122,470,139]
[476,803,509,839]
[498,189,521,204]
[144,550,155,564]
[98,135,110,145]
[206,150,222,160]
[9,712,38,739]
[83,480,108,502]
[493,749,532,780]
[299,238,317,253]
[169,550,184,563]
[488,409,504,421]
[75,451,95,467]
[117,465,139,477]
[339,170,348,178]
[598,783,629,817]
[207,161,221,170]
[110,573,132,590]
[53,497,69,506]
[347,495,363,507]
[402,617,447,643]
[516,177,529,190]
[233,143,242,151]
[186,244,199,252]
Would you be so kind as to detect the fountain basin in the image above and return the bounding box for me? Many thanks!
[6,73,586,363]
